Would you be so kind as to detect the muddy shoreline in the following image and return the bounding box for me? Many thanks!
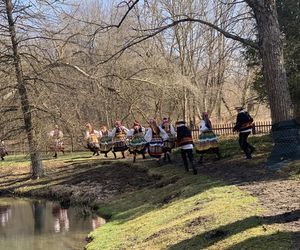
[0,159,162,214]
[1,154,300,249]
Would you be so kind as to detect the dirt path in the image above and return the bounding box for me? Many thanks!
[197,156,300,246]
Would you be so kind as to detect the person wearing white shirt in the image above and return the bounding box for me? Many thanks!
[195,112,220,163]
[145,118,168,159]
[110,120,129,159]
[160,117,177,163]
[127,121,147,162]
[49,125,64,158]
[85,123,100,156]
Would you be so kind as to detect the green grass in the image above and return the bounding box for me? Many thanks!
[1,136,299,249]
[0,151,111,169]
[86,158,294,250]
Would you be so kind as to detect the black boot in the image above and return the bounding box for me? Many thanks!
[166,153,171,163]
[198,155,203,164]
[184,164,189,172]
[191,163,197,175]
[245,147,252,159]
[162,154,166,162]
[53,152,57,158]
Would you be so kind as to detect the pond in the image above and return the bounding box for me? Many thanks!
[0,197,105,250]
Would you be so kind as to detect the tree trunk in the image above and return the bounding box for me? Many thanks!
[253,1,293,123]
[5,0,44,178]
[249,0,300,167]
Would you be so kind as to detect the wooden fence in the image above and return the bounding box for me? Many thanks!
[191,121,272,139]
[4,121,272,154]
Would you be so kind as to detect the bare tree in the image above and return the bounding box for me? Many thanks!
[97,0,293,124]
[3,0,44,178]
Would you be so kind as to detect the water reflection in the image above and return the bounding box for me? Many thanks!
[32,200,46,234]
[0,205,12,227]
[91,216,106,231]
[0,198,105,250]
[52,206,69,233]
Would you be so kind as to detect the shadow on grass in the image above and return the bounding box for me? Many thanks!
[168,210,300,250]
[227,231,300,250]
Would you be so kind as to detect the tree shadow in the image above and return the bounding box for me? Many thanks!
[167,209,300,250]
[227,231,300,250]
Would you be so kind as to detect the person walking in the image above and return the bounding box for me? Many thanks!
[195,112,221,163]
[0,141,8,160]
[233,106,255,159]
[84,123,100,156]
[110,120,129,159]
[145,118,168,160]
[49,125,64,158]
[160,117,176,163]
[127,121,147,162]
[176,120,197,175]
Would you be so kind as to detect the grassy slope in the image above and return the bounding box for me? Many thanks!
[86,135,296,250]
[0,137,298,249]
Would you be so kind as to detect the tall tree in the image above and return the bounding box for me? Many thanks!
[102,0,293,123]
[248,0,300,122]
[4,0,44,178]
[99,0,298,164]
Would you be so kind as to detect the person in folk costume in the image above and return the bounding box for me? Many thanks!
[176,120,197,175]
[160,117,176,163]
[233,106,255,159]
[145,118,168,159]
[127,121,147,163]
[0,141,8,161]
[195,112,221,163]
[49,125,64,158]
[98,125,113,158]
[110,120,129,159]
[84,123,100,156]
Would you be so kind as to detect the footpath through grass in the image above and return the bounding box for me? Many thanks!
[86,136,295,250]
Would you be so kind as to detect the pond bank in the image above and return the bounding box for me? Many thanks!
[0,144,300,249]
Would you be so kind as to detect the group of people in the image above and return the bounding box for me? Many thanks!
[80,113,223,175]
[47,107,255,175]
[83,118,177,164]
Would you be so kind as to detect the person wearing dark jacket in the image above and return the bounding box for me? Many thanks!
[176,121,197,175]
[233,107,255,159]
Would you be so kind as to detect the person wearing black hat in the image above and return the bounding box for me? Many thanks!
[176,121,197,175]
[233,107,255,159]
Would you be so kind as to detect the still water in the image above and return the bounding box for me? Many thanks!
[0,197,105,250]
